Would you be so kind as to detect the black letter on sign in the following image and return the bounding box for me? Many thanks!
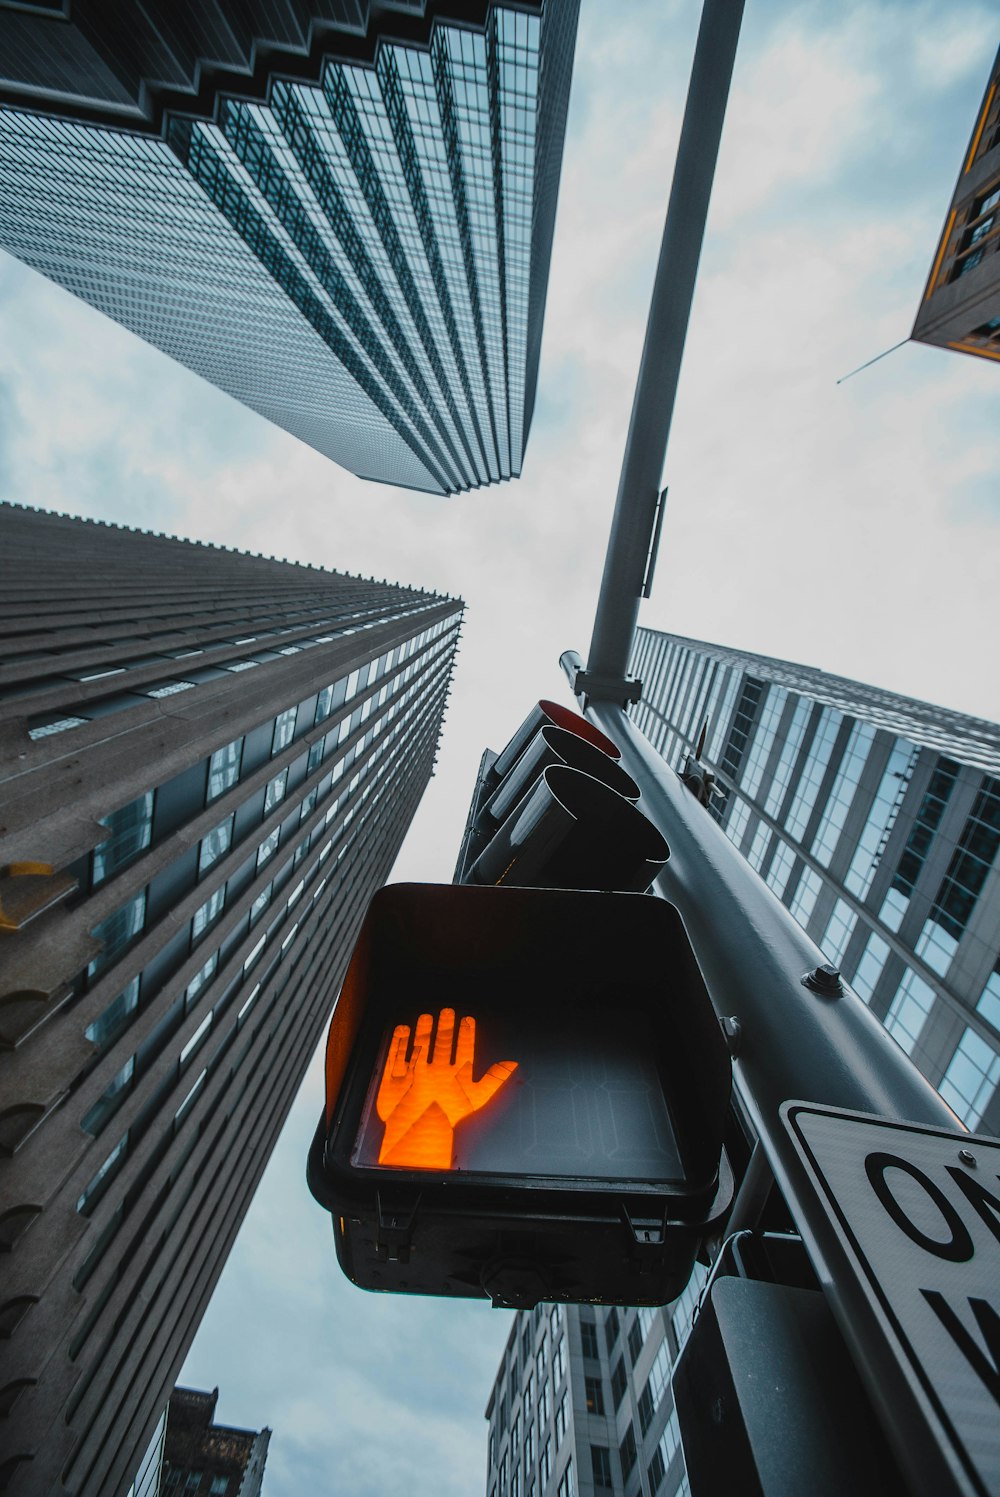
[865,1152,974,1263]
[946,1167,1000,1250]
[921,1292,1000,1407]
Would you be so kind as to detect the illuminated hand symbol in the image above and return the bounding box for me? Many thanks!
[376,1008,517,1170]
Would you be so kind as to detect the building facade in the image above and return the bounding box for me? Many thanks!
[485,629,1000,1497]
[630,629,1000,1134]
[0,503,461,1497]
[912,42,1000,363]
[159,1386,269,1497]
[0,1,579,494]
[485,1301,692,1497]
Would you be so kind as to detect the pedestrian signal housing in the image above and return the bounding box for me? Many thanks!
[307,883,732,1308]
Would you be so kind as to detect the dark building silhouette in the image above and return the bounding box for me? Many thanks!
[0,503,461,1497]
[160,1387,269,1497]
[0,1,580,493]
[913,42,1000,363]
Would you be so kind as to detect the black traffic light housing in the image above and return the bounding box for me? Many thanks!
[307,882,732,1308]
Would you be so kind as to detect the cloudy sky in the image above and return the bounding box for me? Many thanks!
[2,0,999,1491]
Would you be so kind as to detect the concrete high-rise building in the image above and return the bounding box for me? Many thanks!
[485,630,1000,1497]
[0,1,580,494]
[912,42,1000,363]
[0,503,461,1497]
[159,1386,270,1497]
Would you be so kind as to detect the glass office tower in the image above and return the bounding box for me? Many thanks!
[484,1303,691,1497]
[484,630,999,1497]
[630,629,1000,1135]
[0,1,580,493]
[0,503,462,1497]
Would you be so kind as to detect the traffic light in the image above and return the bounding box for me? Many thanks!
[488,698,622,784]
[478,722,640,828]
[307,883,732,1308]
[462,701,667,893]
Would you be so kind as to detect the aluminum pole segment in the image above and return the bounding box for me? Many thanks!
[584,0,745,697]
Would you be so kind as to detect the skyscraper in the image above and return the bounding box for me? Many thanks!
[0,1,580,493]
[0,503,462,1497]
[485,630,1000,1497]
[912,41,1000,362]
[629,629,1000,1135]
[484,1301,691,1497]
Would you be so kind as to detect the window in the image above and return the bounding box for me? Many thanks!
[850,930,889,1003]
[521,1325,531,1367]
[555,1392,567,1445]
[538,1381,549,1425]
[256,828,279,870]
[209,1479,229,1496]
[264,768,288,813]
[92,791,154,884]
[591,1446,612,1490]
[552,1338,564,1384]
[627,1319,643,1366]
[844,741,914,899]
[192,885,225,939]
[85,975,140,1052]
[536,1343,546,1381]
[207,738,243,801]
[88,890,146,978]
[885,967,936,1056]
[580,1320,599,1360]
[619,1424,637,1479]
[610,1356,627,1410]
[524,1421,533,1470]
[549,1306,561,1335]
[199,815,233,874]
[604,1308,619,1353]
[584,1377,604,1415]
[539,1438,551,1486]
[272,706,297,754]
[822,899,857,967]
[511,1468,520,1497]
[648,1446,666,1493]
[939,1027,1000,1128]
[638,1384,654,1437]
[556,1459,574,1497]
[186,953,217,1005]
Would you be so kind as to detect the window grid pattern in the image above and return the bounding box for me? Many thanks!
[844,741,916,901]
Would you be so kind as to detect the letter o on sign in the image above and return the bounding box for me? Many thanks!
[865,1152,974,1263]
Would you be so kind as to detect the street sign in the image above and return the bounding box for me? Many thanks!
[308,883,733,1306]
[782,1103,1000,1497]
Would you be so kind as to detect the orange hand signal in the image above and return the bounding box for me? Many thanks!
[376,1007,517,1170]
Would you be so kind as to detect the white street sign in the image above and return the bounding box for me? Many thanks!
[782,1104,1000,1497]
